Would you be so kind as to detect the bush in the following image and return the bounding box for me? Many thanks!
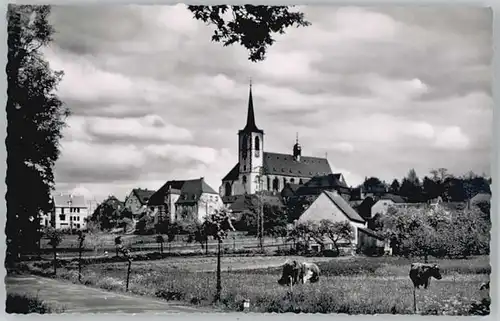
[6,294,63,314]
[322,249,339,257]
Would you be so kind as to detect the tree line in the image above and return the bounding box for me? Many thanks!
[360,168,491,203]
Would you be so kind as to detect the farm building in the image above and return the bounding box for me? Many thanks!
[296,190,366,252]
[148,177,223,224]
[219,83,334,197]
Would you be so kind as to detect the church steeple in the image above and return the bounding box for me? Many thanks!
[240,81,264,134]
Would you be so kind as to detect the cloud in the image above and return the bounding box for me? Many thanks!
[434,126,470,150]
[46,5,492,200]
[85,115,192,143]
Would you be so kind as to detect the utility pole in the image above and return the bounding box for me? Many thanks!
[254,166,264,251]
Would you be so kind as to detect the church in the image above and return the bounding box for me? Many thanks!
[220,84,337,197]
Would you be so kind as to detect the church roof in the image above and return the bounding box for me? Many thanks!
[263,152,332,177]
[222,163,240,181]
[221,152,333,183]
[148,178,218,206]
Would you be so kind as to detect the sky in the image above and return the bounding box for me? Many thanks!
[45,5,493,203]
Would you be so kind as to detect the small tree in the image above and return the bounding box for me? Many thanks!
[77,230,85,282]
[203,206,235,302]
[114,236,122,257]
[287,221,314,253]
[156,234,164,254]
[319,220,354,255]
[116,245,132,292]
[46,228,63,276]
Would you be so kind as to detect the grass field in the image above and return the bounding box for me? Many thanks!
[21,254,490,315]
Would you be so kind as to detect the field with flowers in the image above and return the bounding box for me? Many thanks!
[19,255,490,315]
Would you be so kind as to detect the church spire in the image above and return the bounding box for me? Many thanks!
[241,80,263,134]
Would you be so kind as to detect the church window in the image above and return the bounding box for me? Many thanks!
[299,179,303,185]
[225,182,231,197]
[242,175,247,183]
[290,178,295,184]
[283,178,287,187]
[243,165,246,171]
[267,176,271,190]
[273,177,279,191]
[255,136,260,151]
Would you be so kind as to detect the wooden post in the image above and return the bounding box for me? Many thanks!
[215,239,222,302]
[413,287,417,314]
[126,259,131,292]
[78,245,83,283]
[53,246,57,276]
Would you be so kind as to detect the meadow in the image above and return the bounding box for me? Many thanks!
[20,254,490,315]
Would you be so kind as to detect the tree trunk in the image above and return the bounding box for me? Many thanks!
[215,239,222,302]
[53,246,57,276]
[205,238,208,255]
[160,242,163,254]
[126,260,132,292]
[424,253,428,263]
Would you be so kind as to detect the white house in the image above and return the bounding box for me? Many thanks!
[51,194,90,230]
[148,177,224,224]
[297,190,366,251]
[370,194,407,217]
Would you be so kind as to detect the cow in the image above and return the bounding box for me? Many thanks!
[277,260,320,286]
[409,263,442,289]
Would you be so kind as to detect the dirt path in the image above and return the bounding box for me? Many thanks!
[6,275,215,313]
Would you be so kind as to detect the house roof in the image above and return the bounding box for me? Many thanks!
[358,227,384,240]
[294,173,350,197]
[323,190,365,223]
[281,183,301,198]
[131,188,156,205]
[471,193,491,204]
[53,194,87,208]
[148,178,218,206]
[379,194,406,204]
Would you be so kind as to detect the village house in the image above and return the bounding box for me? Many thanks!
[124,188,156,218]
[148,177,223,224]
[370,194,407,217]
[296,190,367,253]
[220,83,334,198]
[49,193,90,230]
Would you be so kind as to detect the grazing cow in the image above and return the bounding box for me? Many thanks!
[409,263,442,289]
[277,260,320,286]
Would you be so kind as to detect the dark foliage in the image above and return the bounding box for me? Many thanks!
[6,4,69,265]
[188,5,310,62]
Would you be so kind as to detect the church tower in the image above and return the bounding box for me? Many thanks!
[293,133,302,162]
[237,82,264,194]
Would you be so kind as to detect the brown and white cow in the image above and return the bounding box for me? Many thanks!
[277,260,320,286]
[409,263,442,289]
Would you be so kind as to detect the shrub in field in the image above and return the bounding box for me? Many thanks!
[6,293,64,314]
